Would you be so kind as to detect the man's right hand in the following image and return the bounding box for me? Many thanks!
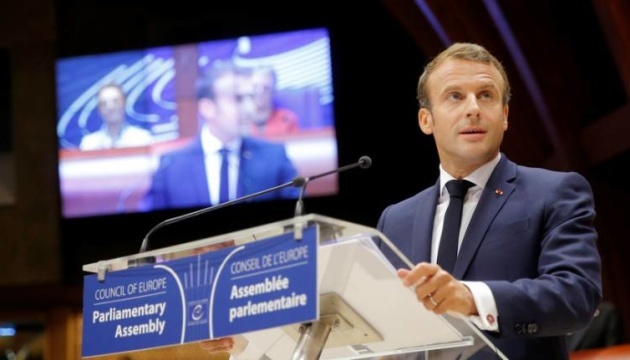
[199,337,234,353]
[398,262,477,316]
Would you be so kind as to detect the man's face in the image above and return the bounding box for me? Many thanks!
[234,73,258,131]
[97,86,126,125]
[203,72,241,141]
[418,58,508,173]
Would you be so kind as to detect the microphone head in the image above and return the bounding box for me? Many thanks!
[358,156,372,169]
[292,176,308,187]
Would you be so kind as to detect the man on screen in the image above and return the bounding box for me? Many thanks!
[79,83,153,150]
[142,61,299,210]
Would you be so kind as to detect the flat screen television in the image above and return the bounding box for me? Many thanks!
[55,27,337,219]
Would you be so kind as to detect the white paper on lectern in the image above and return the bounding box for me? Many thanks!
[233,236,470,359]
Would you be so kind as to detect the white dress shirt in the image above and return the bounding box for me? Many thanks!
[200,125,241,204]
[432,153,501,331]
[79,123,152,150]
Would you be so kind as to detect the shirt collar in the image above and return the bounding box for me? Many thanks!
[200,124,241,154]
[439,153,501,196]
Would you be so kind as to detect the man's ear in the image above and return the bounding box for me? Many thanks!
[418,108,433,135]
[198,98,216,120]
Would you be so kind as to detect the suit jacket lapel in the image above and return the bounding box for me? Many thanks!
[237,138,254,198]
[411,180,440,264]
[452,156,517,279]
[187,137,211,204]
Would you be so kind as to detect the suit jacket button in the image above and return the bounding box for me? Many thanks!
[513,324,523,335]
[528,323,538,334]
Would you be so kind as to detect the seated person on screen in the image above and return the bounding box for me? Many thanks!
[245,66,299,137]
[142,61,299,211]
[79,83,153,150]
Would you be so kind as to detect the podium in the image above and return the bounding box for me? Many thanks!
[82,214,507,359]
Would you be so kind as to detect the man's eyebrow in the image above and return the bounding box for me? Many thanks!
[477,81,499,90]
[440,84,461,94]
[441,82,498,94]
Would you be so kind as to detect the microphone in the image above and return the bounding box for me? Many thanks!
[294,155,372,217]
[138,177,307,254]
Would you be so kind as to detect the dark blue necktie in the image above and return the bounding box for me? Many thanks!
[437,179,474,273]
[219,148,230,203]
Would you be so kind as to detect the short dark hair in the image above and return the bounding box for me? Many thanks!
[195,60,252,101]
[416,42,511,109]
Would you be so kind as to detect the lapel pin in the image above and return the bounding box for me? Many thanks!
[495,189,503,195]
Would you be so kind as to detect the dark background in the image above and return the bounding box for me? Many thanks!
[1,0,630,347]
[0,48,11,152]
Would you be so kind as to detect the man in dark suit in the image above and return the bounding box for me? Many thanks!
[143,61,299,210]
[376,43,602,359]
